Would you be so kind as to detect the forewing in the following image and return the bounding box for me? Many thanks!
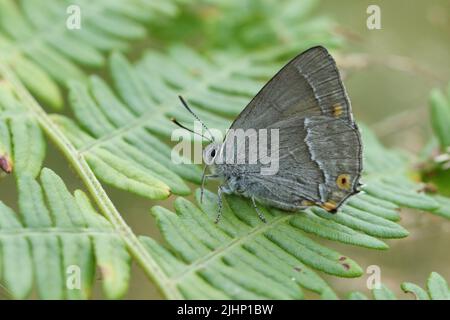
[230,46,354,131]
[219,46,362,211]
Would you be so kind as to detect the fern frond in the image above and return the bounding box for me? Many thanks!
[0,62,181,299]
[0,0,178,109]
[0,80,131,299]
[0,168,130,299]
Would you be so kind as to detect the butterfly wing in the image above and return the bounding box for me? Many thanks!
[229,46,355,130]
[220,46,362,211]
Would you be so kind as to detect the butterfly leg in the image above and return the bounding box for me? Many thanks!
[251,197,267,223]
[215,185,225,224]
[200,173,219,203]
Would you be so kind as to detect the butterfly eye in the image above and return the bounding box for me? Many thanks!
[210,148,216,158]
[236,184,245,193]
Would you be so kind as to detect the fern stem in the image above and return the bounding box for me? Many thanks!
[0,63,181,299]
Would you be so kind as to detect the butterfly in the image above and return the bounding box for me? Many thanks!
[174,46,363,223]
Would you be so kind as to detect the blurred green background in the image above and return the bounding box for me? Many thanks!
[1,0,449,299]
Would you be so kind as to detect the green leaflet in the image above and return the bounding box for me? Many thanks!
[0,168,130,299]
[347,292,369,300]
[0,84,45,178]
[74,191,131,299]
[419,83,450,197]
[288,211,389,250]
[427,272,450,300]
[430,195,450,219]
[0,0,178,109]
[401,282,430,300]
[429,87,450,149]
[349,272,449,300]
[0,91,12,174]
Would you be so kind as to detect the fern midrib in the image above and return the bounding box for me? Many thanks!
[171,213,292,282]
[0,62,182,299]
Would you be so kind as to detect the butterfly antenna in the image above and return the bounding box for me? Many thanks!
[178,95,215,142]
[170,118,213,143]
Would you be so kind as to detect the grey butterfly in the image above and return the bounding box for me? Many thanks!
[175,46,363,223]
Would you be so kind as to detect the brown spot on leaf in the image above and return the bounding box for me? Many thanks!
[98,265,113,281]
[342,263,350,270]
[293,267,302,272]
[339,256,347,261]
[0,154,12,174]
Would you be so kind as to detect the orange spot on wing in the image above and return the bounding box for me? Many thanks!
[333,104,343,117]
[336,174,351,190]
[321,201,337,212]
